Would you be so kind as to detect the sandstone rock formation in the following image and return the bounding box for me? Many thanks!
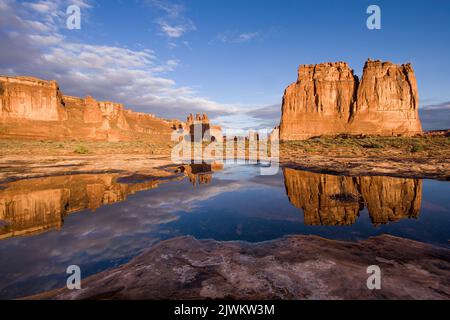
[283,168,422,226]
[0,76,67,121]
[27,235,450,300]
[279,59,423,140]
[0,76,175,142]
[181,113,223,142]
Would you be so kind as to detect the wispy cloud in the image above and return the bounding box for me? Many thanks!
[0,0,242,121]
[217,31,260,44]
[148,0,196,39]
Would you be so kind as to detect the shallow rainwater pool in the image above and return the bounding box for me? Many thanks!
[0,163,449,298]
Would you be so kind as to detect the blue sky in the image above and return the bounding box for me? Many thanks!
[1,0,450,129]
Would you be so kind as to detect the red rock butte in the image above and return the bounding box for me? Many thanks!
[0,75,185,142]
[279,59,423,141]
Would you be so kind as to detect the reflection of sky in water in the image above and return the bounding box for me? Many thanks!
[0,164,449,299]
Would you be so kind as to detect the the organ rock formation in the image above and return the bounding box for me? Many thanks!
[283,168,422,226]
[279,60,423,140]
[0,76,182,142]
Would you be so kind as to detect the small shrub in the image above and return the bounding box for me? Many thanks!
[410,145,424,153]
[74,145,89,154]
[362,142,383,149]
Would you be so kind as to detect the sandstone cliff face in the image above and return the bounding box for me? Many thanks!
[0,76,175,142]
[0,76,67,121]
[283,168,422,226]
[279,60,423,140]
[280,62,358,140]
[351,60,422,135]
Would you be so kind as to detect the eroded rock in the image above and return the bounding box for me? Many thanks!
[27,235,450,300]
[279,59,423,140]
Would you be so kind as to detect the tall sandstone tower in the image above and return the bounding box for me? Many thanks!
[279,59,423,140]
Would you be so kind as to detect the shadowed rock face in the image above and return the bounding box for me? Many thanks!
[279,59,423,140]
[0,174,162,239]
[27,235,450,300]
[283,168,422,226]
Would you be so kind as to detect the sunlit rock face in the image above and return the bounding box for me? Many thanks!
[0,76,174,142]
[283,168,422,225]
[279,59,423,140]
[0,174,160,239]
[0,76,67,121]
[280,62,358,141]
[351,60,422,136]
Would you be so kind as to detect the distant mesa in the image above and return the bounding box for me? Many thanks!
[279,59,423,140]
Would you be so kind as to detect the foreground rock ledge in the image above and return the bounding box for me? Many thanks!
[28,235,450,300]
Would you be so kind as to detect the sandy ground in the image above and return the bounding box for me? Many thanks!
[0,154,176,184]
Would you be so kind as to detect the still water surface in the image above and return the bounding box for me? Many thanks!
[0,163,449,298]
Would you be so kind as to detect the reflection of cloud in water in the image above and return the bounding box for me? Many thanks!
[0,171,252,298]
[0,164,449,299]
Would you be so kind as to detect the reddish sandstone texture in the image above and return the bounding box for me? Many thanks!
[0,76,179,142]
[27,235,450,300]
[279,59,423,140]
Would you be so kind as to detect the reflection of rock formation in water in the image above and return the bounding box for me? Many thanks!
[283,168,422,226]
[176,163,224,186]
[0,174,164,239]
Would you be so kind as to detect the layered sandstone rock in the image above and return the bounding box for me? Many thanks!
[0,76,67,121]
[0,76,175,142]
[29,235,450,300]
[181,113,223,142]
[279,59,423,140]
[280,62,358,140]
[351,60,422,136]
[283,168,422,226]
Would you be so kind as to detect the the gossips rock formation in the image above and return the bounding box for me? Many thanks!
[279,59,423,140]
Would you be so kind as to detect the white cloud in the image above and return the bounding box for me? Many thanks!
[217,31,260,44]
[149,0,196,39]
[156,19,195,38]
[0,0,244,122]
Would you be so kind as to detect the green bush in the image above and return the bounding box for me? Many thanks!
[362,142,383,149]
[410,145,424,153]
[74,145,90,154]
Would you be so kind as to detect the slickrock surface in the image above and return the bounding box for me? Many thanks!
[27,235,450,300]
[280,60,423,140]
[0,76,182,142]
